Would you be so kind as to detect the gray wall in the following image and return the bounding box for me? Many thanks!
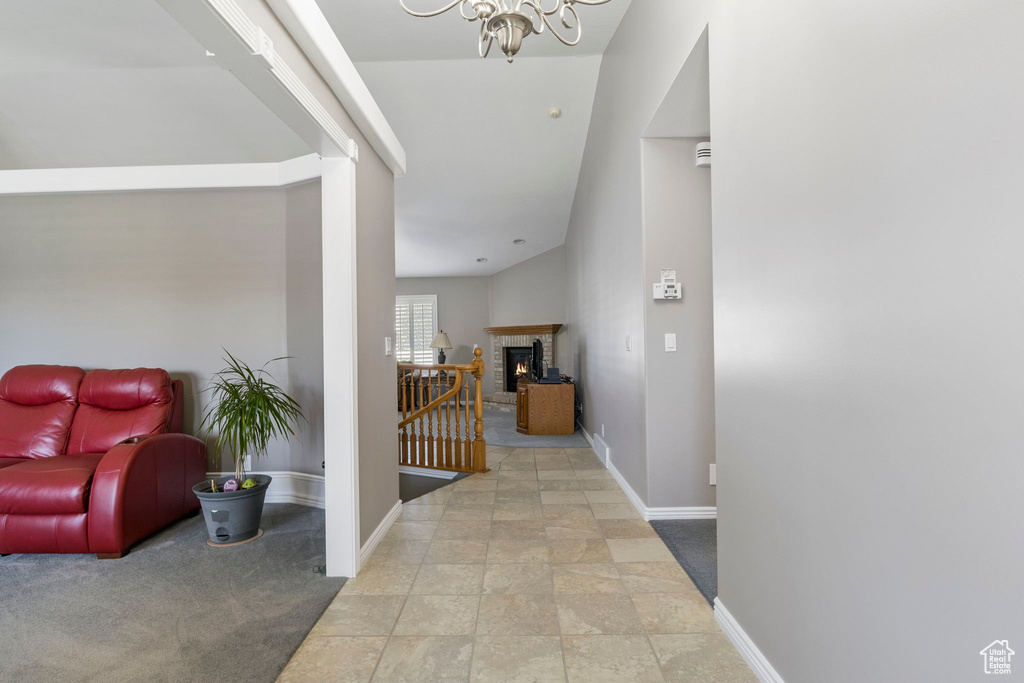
[396,276,493,395]
[642,138,715,508]
[356,147,400,545]
[285,180,325,476]
[489,245,568,371]
[710,1,1024,680]
[569,0,1024,680]
[0,188,295,473]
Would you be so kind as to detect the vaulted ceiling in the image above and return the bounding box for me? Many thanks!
[1,0,633,278]
[319,0,633,276]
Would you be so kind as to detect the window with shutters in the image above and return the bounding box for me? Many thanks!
[395,295,438,364]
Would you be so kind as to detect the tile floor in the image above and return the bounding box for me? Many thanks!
[278,447,757,683]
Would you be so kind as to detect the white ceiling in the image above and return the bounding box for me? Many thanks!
[359,56,601,277]
[319,0,631,62]
[0,1,310,170]
[322,0,632,276]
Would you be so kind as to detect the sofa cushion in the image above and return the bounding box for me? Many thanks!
[0,458,29,470]
[0,453,105,515]
[67,369,173,455]
[0,365,85,459]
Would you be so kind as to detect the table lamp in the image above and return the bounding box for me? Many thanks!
[430,331,453,364]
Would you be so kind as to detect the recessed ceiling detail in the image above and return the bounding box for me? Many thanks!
[0,1,310,170]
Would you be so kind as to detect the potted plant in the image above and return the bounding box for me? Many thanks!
[193,352,303,545]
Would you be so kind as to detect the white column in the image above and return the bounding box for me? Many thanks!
[322,156,360,577]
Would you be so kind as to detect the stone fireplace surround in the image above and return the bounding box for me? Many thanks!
[483,324,562,411]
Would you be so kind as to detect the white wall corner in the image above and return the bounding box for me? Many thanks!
[359,499,403,570]
[714,598,786,683]
[580,426,596,448]
[606,461,717,521]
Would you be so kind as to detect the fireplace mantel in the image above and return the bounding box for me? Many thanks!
[484,324,563,336]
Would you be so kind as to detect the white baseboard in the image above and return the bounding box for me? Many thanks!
[645,506,718,520]
[606,462,717,521]
[714,598,785,683]
[592,434,610,465]
[398,465,458,481]
[580,425,596,448]
[206,471,325,509]
[359,499,403,570]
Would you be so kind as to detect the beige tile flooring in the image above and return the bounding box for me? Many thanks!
[278,447,756,683]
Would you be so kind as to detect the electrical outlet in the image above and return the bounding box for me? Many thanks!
[710,463,717,486]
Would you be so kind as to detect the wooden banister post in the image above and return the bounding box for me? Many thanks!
[471,346,487,472]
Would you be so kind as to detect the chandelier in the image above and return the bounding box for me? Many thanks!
[399,0,613,62]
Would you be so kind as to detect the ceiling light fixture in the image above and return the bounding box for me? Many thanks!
[399,0,614,63]
[513,239,526,245]
[477,257,489,263]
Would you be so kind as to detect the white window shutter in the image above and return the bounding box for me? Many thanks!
[395,295,437,364]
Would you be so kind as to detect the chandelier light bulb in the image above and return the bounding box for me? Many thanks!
[399,0,614,62]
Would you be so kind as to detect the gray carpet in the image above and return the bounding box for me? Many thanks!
[0,504,344,683]
[650,519,718,606]
[483,408,590,448]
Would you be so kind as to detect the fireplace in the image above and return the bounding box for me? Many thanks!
[504,347,533,392]
[483,325,562,412]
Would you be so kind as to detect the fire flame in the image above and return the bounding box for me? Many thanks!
[515,362,529,376]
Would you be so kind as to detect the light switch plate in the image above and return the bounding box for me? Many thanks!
[385,336,393,356]
[665,333,677,352]
[625,335,632,351]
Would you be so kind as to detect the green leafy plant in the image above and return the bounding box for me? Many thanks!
[199,351,304,483]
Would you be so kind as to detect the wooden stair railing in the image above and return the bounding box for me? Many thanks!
[398,347,487,473]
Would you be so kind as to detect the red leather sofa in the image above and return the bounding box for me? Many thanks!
[0,365,206,558]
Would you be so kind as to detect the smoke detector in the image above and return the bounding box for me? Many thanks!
[695,141,711,168]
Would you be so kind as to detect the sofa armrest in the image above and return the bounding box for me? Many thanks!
[88,433,207,554]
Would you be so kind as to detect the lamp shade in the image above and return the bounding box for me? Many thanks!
[430,331,453,350]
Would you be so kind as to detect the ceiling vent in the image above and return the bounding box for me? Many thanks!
[695,141,711,168]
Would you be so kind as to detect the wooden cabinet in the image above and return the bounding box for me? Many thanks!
[515,381,575,436]
[516,384,529,432]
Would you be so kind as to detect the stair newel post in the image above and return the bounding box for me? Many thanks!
[471,347,487,472]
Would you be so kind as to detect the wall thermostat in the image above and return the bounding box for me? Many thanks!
[653,282,682,300]
[653,268,682,300]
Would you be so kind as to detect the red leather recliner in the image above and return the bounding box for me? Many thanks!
[0,365,206,558]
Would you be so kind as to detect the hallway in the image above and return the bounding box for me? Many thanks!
[279,446,755,682]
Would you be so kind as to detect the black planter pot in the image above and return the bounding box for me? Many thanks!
[193,474,272,544]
